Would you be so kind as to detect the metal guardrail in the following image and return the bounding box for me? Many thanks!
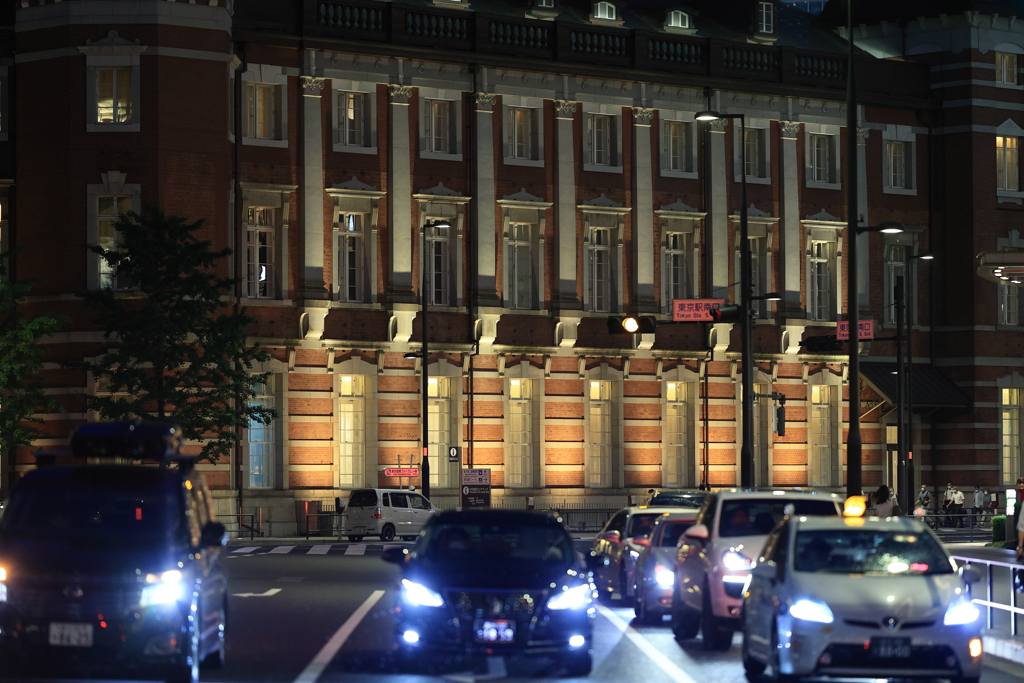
[952,554,1024,636]
[549,507,618,533]
[217,513,257,540]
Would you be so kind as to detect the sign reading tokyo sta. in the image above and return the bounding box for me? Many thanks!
[672,299,725,322]
[836,320,875,340]
[382,468,419,477]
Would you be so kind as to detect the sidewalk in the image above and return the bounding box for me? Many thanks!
[948,544,1024,667]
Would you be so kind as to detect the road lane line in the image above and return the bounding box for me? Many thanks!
[597,605,701,683]
[307,545,332,555]
[232,547,258,554]
[269,546,296,554]
[292,589,385,683]
[344,544,367,556]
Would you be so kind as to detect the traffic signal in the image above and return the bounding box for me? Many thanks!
[775,404,786,437]
[607,316,658,334]
[801,335,845,353]
[708,303,742,323]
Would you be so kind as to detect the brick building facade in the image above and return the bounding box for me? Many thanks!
[3,0,1021,531]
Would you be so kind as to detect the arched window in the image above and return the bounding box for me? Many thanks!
[594,2,616,20]
[667,10,689,28]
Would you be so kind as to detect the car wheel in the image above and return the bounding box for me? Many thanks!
[701,581,733,651]
[671,585,700,640]
[380,524,396,542]
[348,535,363,542]
[561,652,592,677]
[200,601,227,670]
[770,622,799,683]
[741,623,765,681]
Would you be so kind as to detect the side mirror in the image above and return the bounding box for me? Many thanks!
[382,547,407,564]
[200,521,228,548]
[600,530,621,544]
[960,566,981,585]
[683,524,709,540]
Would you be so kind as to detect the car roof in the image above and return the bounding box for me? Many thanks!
[789,514,925,533]
[17,464,184,490]
[432,509,566,527]
[649,508,700,518]
[713,489,842,501]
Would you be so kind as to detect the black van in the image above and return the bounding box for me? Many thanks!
[0,422,228,683]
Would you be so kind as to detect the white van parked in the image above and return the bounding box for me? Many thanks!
[342,488,438,541]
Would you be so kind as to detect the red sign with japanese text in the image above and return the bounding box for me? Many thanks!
[383,468,420,477]
[672,299,726,322]
[836,320,875,340]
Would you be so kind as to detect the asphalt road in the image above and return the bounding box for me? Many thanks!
[200,543,1024,683]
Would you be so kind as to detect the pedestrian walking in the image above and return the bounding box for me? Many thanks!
[942,482,955,527]
[950,486,966,528]
[972,486,986,526]
[914,484,933,527]
[872,485,896,518]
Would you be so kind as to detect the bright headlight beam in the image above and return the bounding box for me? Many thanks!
[944,597,980,626]
[654,566,674,587]
[789,598,834,624]
[400,579,445,608]
[546,584,591,610]
[722,551,754,571]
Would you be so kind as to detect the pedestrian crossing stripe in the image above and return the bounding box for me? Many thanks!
[307,545,331,555]
[226,542,414,556]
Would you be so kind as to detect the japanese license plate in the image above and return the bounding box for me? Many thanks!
[49,622,93,647]
[870,636,911,659]
[474,619,515,643]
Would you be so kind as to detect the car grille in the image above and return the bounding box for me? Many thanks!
[842,618,937,631]
[7,585,140,620]
[821,643,957,670]
[446,590,545,621]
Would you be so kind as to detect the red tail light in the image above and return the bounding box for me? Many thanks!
[372,507,382,519]
[344,515,349,521]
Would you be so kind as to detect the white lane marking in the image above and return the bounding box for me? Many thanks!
[269,546,296,554]
[344,544,367,556]
[597,605,701,683]
[292,589,385,683]
[232,588,283,598]
[232,547,258,554]
[308,545,332,555]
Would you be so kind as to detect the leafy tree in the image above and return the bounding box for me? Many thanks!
[72,204,276,463]
[0,252,67,481]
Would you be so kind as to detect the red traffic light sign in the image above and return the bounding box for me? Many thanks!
[383,467,419,477]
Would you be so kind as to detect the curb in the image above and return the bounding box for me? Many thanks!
[984,632,1024,666]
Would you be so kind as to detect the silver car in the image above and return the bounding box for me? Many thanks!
[632,511,697,623]
[741,515,983,683]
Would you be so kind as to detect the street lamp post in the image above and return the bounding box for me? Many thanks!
[904,252,934,507]
[696,108,753,488]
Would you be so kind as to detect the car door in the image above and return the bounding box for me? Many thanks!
[676,494,716,611]
[745,522,787,660]
[407,493,432,533]
[389,492,412,533]
[188,475,226,661]
[595,511,627,591]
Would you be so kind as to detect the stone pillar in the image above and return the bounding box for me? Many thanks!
[708,118,730,298]
[780,121,803,318]
[632,107,656,312]
[388,84,415,303]
[857,127,871,313]
[300,75,327,299]
[554,100,579,309]
[474,92,499,307]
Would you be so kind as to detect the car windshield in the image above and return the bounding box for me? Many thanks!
[718,499,838,537]
[649,493,706,508]
[659,520,695,547]
[794,529,954,575]
[627,513,662,538]
[0,467,184,546]
[420,522,575,565]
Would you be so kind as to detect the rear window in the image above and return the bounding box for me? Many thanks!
[348,490,378,508]
[718,498,838,538]
[627,513,663,538]
[660,520,695,547]
[794,529,954,575]
[422,522,574,565]
[649,493,706,508]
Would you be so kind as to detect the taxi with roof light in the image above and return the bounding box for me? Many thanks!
[740,503,983,683]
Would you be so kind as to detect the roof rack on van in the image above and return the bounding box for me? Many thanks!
[70,421,187,461]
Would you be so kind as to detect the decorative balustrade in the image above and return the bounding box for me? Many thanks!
[319,2,385,33]
[721,46,778,73]
[569,29,630,59]
[406,11,469,43]
[490,20,551,51]
[647,38,705,67]
[793,54,846,81]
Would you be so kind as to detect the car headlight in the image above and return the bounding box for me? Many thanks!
[629,550,640,559]
[0,566,7,603]
[722,551,754,571]
[546,584,591,610]
[400,579,444,608]
[654,565,674,588]
[789,598,835,624]
[943,596,980,626]
[140,570,185,607]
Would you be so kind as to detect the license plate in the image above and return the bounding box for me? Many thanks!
[474,619,515,643]
[870,636,911,659]
[49,623,93,647]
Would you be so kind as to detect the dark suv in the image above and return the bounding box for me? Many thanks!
[0,422,228,683]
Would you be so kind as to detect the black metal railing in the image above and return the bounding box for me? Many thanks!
[217,513,257,540]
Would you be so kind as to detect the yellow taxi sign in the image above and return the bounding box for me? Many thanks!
[844,495,867,517]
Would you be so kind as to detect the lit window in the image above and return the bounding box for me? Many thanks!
[507,223,535,309]
[665,382,689,488]
[594,2,616,20]
[887,141,907,188]
[587,381,612,488]
[665,232,691,301]
[425,100,453,154]
[997,136,1019,191]
[667,10,689,28]
[809,385,832,487]
[425,221,450,306]
[997,52,1018,85]
[757,1,774,34]
[587,227,611,312]
[1002,388,1021,485]
[587,114,614,166]
[247,83,278,140]
[245,208,276,299]
[338,92,368,147]
[248,378,275,489]
[337,213,365,303]
[427,377,452,489]
[665,121,692,172]
[809,241,833,322]
[507,379,533,488]
[96,68,133,124]
[338,376,365,488]
[96,195,133,290]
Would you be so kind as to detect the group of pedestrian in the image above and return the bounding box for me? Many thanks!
[906,483,996,528]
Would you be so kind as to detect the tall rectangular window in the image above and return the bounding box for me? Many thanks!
[809,385,832,487]
[587,380,612,488]
[338,92,367,147]
[428,377,452,489]
[509,107,535,160]
[744,128,763,177]
[810,134,833,183]
[248,378,275,489]
[96,68,133,124]
[809,241,832,321]
[665,382,688,488]
[338,376,365,488]
[666,121,692,172]
[887,141,907,189]
[588,114,613,166]
[507,379,533,488]
[97,195,133,290]
[758,1,774,33]
[245,207,276,299]
[587,227,611,312]
[997,136,1019,191]
[665,232,690,301]
[508,223,534,309]
[425,221,450,306]
[337,213,365,303]
[425,100,452,154]
[247,83,277,139]
[1000,282,1021,326]
[997,52,1018,85]
[884,244,907,324]
[1002,388,1021,485]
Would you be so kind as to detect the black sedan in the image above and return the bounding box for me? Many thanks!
[383,509,595,676]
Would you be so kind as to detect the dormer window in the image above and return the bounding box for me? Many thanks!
[537,0,554,7]
[757,2,774,33]
[667,10,689,28]
[594,2,616,20]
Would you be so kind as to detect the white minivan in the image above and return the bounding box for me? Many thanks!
[342,488,438,541]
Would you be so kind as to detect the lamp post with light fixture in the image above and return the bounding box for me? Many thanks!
[403,218,452,501]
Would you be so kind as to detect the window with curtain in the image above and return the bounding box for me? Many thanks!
[665,232,691,302]
[997,52,1018,85]
[337,213,365,303]
[587,114,614,166]
[96,68,133,124]
[338,376,365,488]
[425,100,452,154]
[428,377,452,489]
[809,385,833,487]
[97,195,133,290]
[248,378,275,489]
[665,121,692,172]
[586,380,612,488]
[247,83,278,139]
[337,91,368,147]
[997,136,1019,191]
[508,107,536,160]
[245,207,276,299]
[664,382,688,488]
[507,379,533,488]
[1002,388,1021,485]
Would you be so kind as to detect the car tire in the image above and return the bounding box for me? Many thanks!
[671,585,700,640]
[348,535,363,542]
[380,524,396,542]
[700,581,733,651]
[200,601,227,670]
[561,652,592,677]
[741,625,765,681]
